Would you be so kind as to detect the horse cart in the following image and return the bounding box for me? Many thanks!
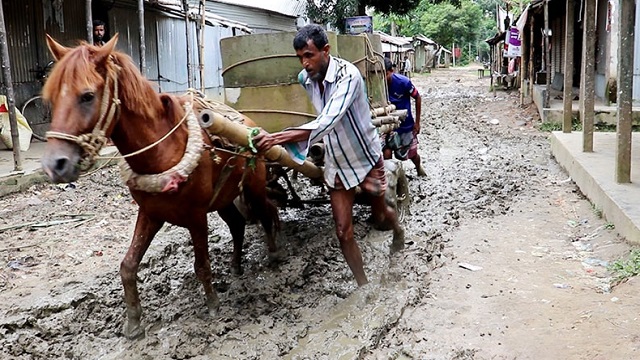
[212,31,412,219]
[40,31,411,339]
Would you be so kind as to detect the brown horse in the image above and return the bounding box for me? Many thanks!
[40,34,280,339]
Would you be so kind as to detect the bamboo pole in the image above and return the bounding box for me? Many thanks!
[86,0,93,43]
[138,0,146,75]
[0,1,22,171]
[198,110,324,179]
[371,104,396,117]
[528,16,535,104]
[378,123,399,134]
[543,0,551,108]
[182,0,193,88]
[198,0,206,92]
[371,115,400,127]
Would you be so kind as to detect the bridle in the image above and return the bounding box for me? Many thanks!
[45,57,121,171]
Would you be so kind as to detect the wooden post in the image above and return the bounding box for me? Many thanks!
[0,1,22,171]
[489,45,496,96]
[562,0,575,132]
[452,43,456,67]
[615,0,635,183]
[543,0,551,108]
[529,16,535,104]
[198,0,206,92]
[86,0,93,43]
[182,0,193,88]
[138,0,146,76]
[580,0,596,152]
[520,26,527,105]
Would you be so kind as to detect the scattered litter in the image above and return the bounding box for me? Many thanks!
[489,119,500,125]
[553,283,570,289]
[571,241,593,252]
[56,183,77,191]
[458,262,483,271]
[582,257,609,267]
[7,256,38,270]
[558,177,572,184]
[611,297,620,302]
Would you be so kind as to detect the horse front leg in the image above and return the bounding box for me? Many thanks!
[189,212,220,315]
[120,211,164,340]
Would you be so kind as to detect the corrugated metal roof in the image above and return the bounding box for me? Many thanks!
[414,35,437,46]
[150,0,252,31]
[188,8,252,33]
[375,31,412,47]
[211,0,306,17]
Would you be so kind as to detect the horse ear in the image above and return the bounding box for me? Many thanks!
[45,34,70,61]
[94,33,119,65]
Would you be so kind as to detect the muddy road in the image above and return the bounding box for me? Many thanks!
[1,66,639,359]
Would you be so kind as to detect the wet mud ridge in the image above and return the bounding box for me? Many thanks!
[1,67,630,359]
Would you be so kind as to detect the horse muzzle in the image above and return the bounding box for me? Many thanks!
[41,141,82,183]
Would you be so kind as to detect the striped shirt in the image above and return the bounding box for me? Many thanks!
[283,55,382,189]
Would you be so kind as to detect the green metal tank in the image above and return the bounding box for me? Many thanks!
[220,31,387,132]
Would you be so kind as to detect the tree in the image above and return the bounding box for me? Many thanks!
[306,0,447,32]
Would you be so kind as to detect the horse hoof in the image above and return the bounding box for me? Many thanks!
[390,227,405,254]
[267,249,286,264]
[230,265,244,276]
[206,297,220,317]
[123,322,145,340]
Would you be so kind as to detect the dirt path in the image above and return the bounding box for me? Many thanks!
[0,66,639,359]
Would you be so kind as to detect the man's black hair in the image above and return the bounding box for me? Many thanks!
[293,24,328,51]
[93,19,106,28]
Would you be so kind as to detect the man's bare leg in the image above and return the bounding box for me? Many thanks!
[330,188,368,286]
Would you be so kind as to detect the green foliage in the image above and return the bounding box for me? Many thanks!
[306,0,463,33]
[419,1,482,47]
[536,117,582,132]
[307,0,424,32]
[306,0,359,31]
[608,249,640,285]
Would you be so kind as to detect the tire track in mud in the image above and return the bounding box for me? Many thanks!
[0,68,547,359]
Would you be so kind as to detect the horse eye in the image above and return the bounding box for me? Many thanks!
[80,92,95,103]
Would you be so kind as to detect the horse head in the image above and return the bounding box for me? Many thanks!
[41,34,121,183]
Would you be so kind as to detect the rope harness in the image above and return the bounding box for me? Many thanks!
[45,59,122,172]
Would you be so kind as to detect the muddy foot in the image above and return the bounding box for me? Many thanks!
[416,164,427,177]
[390,227,405,254]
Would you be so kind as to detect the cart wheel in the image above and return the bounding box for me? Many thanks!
[384,159,411,222]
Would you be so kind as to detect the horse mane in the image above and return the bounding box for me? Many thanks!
[43,42,165,121]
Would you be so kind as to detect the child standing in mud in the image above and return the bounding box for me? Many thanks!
[253,24,405,286]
